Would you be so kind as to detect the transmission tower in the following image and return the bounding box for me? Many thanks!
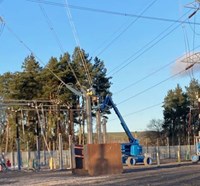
[185,0,200,18]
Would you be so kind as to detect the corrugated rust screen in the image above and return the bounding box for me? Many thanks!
[86,143,123,176]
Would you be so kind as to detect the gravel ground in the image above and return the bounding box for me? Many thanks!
[0,162,200,186]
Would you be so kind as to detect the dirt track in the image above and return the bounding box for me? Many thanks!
[0,162,200,186]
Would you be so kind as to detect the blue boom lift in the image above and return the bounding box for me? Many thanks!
[100,95,152,167]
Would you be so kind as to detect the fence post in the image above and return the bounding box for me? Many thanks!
[43,148,46,166]
[11,151,15,169]
[177,137,181,163]
[52,141,56,169]
[58,133,63,170]
[156,138,160,166]
[27,142,30,168]
[69,135,75,169]
[146,138,148,154]
[186,143,191,160]
[166,137,170,159]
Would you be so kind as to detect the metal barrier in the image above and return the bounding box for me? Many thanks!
[74,145,84,169]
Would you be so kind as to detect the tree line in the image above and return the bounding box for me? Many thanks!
[147,79,200,146]
[0,46,199,151]
[0,47,112,152]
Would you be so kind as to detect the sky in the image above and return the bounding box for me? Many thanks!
[1,0,200,133]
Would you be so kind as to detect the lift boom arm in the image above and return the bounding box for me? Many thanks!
[100,95,136,143]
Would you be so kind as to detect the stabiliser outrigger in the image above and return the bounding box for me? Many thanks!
[99,95,153,167]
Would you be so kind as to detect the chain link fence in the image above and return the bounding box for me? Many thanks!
[143,145,195,161]
[1,144,197,170]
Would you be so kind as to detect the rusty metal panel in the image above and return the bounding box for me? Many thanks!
[86,143,123,176]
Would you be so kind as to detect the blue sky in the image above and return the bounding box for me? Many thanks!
[1,0,200,132]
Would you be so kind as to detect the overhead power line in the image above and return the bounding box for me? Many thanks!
[27,0,200,26]
[109,102,163,121]
[64,0,93,87]
[109,10,191,76]
[27,0,196,82]
[0,16,5,37]
[123,102,163,118]
[1,17,82,96]
[185,1,200,19]
[114,43,200,96]
[37,1,82,88]
[95,0,158,56]
[114,62,172,95]
[38,3,64,52]
[117,65,192,106]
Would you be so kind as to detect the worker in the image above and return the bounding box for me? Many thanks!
[6,159,11,168]
[1,153,5,164]
[0,153,7,171]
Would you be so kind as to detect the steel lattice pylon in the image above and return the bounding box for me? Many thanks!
[179,52,200,64]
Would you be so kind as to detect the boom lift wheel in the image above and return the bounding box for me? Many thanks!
[191,154,199,163]
[126,157,136,167]
[144,156,153,165]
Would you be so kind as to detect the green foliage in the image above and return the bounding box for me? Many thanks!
[185,79,200,135]
[0,48,112,151]
[92,57,112,98]
[0,72,16,99]
[162,79,200,145]
[162,84,189,145]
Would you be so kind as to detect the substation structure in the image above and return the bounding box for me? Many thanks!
[0,98,114,175]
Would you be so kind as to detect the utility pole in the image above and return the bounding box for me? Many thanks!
[69,108,74,142]
[187,106,192,158]
[96,110,102,144]
[57,104,63,170]
[94,96,102,144]
[34,104,41,170]
[58,84,94,144]
[85,94,93,144]
[36,117,40,170]
[15,111,21,171]
[102,117,107,144]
